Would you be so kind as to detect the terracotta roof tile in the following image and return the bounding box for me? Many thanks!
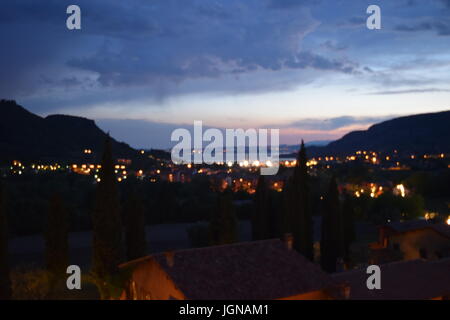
[384,220,450,239]
[332,258,450,300]
[125,239,337,300]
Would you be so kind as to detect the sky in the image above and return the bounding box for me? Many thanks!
[1,0,450,148]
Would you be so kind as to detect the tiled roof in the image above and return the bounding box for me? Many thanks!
[124,239,337,300]
[332,258,450,300]
[384,220,450,239]
[431,224,450,239]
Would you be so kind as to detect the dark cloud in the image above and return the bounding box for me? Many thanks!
[440,0,450,8]
[65,1,349,87]
[284,52,358,74]
[394,0,450,36]
[321,40,348,52]
[0,0,364,103]
[0,0,449,119]
[268,0,317,9]
[395,21,450,35]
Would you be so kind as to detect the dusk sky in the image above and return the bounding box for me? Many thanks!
[1,0,450,148]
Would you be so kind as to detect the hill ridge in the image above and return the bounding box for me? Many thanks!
[0,100,136,163]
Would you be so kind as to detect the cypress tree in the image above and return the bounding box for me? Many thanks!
[283,141,313,260]
[252,175,270,240]
[320,176,344,273]
[91,136,123,298]
[342,195,356,264]
[282,176,294,234]
[0,183,11,300]
[45,193,69,278]
[123,191,147,261]
[209,189,237,245]
[268,190,283,239]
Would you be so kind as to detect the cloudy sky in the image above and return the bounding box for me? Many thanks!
[1,0,450,148]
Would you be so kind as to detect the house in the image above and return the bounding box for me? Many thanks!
[333,258,450,300]
[119,238,340,300]
[370,220,450,263]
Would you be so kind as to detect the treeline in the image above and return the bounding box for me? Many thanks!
[2,171,219,237]
[250,142,356,273]
[0,137,150,299]
[249,142,443,272]
[187,142,359,273]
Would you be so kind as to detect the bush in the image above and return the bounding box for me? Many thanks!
[10,268,51,300]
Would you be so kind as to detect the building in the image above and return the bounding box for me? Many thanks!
[370,220,450,263]
[333,258,450,300]
[119,238,339,300]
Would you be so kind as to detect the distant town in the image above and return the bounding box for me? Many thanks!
[5,147,450,205]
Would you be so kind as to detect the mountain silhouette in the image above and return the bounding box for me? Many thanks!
[0,100,136,163]
[308,110,450,156]
[1,100,449,162]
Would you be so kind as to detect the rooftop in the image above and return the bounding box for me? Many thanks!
[333,258,450,300]
[383,220,450,239]
[121,239,337,300]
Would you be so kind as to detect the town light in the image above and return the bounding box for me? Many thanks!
[425,212,438,221]
[396,184,406,198]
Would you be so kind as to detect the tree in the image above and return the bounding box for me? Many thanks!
[0,183,11,300]
[45,193,69,279]
[209,189,237,245]
[320,176,344,273]
[123,191,147,261]
[91,136,123,299]
[283,141,313,260]
[342,195,356,264]
[252,175,270,240]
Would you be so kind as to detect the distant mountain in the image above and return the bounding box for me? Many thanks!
[305,140,333,147]
[2,100,448,162]
[307,110,450,156]
[279,141,333,154]
[0,100,136,163]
